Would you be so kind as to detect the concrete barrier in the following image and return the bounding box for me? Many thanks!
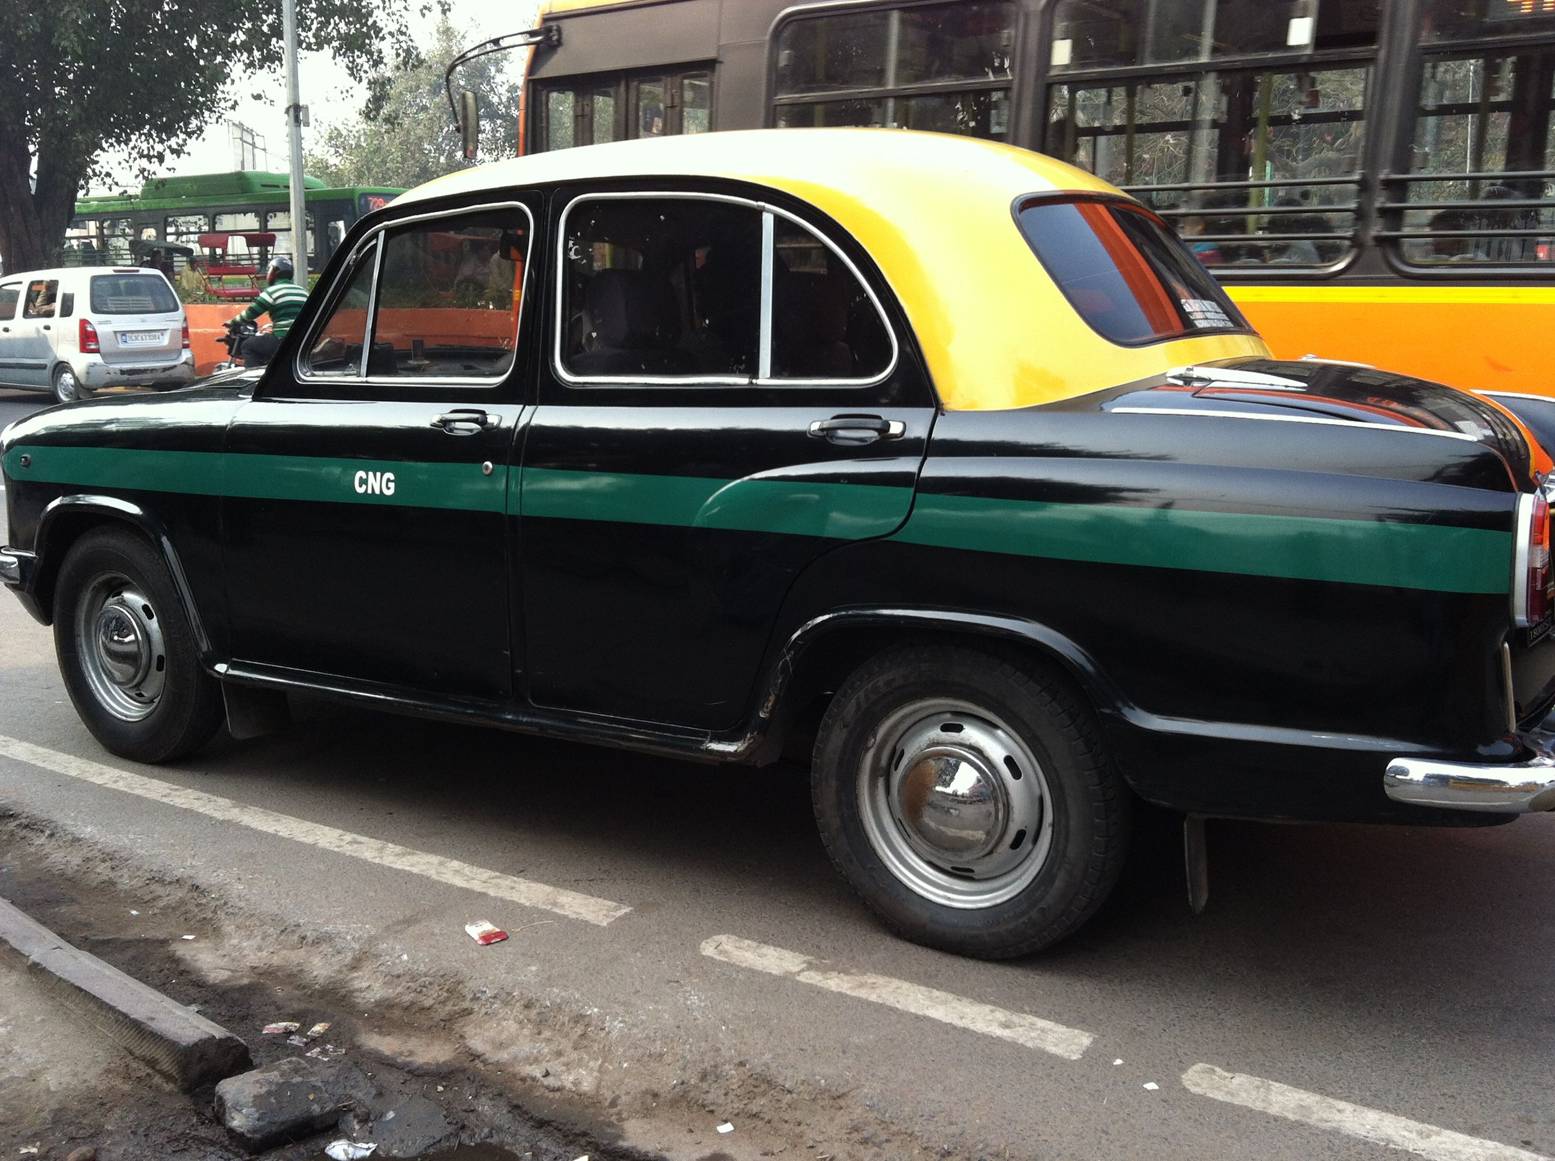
[0,894,251,1090]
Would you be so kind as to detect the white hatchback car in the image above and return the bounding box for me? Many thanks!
[0,267,196,404]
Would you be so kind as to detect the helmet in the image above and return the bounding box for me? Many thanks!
[267,256,294,283]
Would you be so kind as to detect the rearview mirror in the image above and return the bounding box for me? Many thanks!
[459,90,479,161]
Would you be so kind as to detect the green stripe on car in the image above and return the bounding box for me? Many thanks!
[894,492,1513,595]
[1,447,1512,593]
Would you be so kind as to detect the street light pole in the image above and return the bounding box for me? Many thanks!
[281,0,307,285]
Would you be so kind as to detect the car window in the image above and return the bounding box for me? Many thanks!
[368,209,528,380]
[560,196,761,380]
[1016,197,1248,345]
[89,274,178,315]
[22,280,59,319]
[303,243,378,377]
[771,218,892,380]
[0,283,21,321]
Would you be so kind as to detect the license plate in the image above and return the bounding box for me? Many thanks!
[119,330,162,345]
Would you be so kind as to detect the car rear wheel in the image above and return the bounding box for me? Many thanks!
[53,527,222,763]
[811,645,1129,959]
[51,364,85,405]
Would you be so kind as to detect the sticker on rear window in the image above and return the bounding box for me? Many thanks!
[1181,299,1233,329]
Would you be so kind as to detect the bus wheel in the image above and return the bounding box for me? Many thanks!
[811,645,1129,959]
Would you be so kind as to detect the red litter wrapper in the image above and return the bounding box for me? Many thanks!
[464,921,508,946]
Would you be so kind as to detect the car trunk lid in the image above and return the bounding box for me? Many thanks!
[88,273,185,366]
[1148,358,1538,486]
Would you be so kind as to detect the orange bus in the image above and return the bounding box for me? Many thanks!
[449,0,1555,398]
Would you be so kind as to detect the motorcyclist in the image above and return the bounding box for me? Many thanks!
[231,255,308,366]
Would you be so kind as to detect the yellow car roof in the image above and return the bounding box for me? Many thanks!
[396,129,1268,409]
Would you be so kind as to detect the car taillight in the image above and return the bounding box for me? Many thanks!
[78,318,100,354]
[1514,491,1553,628]
[181,319,190,349]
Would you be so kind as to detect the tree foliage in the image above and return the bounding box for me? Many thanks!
[0,0,422,272]
[305,20,520,192]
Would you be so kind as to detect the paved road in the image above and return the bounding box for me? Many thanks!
[2,387,1554,1160]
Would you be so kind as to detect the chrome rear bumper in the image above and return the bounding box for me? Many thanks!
[1385,730,1555,813]
[0,547,29,586]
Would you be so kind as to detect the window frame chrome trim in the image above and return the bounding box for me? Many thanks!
[553,188,900,390]
[293,199,535,390]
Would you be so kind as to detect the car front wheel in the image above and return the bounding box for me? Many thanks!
[811,645,1129,959]
[53,527,222,762]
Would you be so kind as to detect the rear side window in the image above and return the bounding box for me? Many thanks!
[561,197,762,379]
[1016,198,1247,345]
[90,274,178,315]
[0,284,17,320]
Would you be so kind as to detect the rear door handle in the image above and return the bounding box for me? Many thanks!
[432,408,496,434]
[808,414,906,445]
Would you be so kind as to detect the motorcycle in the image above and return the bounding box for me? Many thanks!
[215,318,274,372]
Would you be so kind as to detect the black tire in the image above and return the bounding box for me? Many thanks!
[53,526,223,763]
[51,364,86,405]
[811,645,1129,959]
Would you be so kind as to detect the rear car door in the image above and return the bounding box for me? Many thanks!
[221,199,538,699]
[519,187,936,731]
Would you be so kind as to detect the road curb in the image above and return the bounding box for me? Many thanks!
[0,893,251,1090]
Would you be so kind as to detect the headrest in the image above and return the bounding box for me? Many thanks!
[587,269,670,349]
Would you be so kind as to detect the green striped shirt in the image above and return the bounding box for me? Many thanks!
[238,280,310,336]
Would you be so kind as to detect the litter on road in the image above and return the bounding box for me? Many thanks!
[305,1021,331,1039]
[262,1022,300,1035]
[717,1122,734,1134]
[465,920,508,946]
[1143,1082,1160,1091]
[324,1141,377,1160]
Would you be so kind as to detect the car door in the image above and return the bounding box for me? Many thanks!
[0,281,26,386]
[3,279,59,388]
[221,198,539,700]
[518,187,937,731]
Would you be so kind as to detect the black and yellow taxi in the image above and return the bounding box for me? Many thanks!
[4,129,1555,958]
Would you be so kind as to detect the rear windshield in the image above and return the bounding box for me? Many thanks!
[1016,198,1248,345]
[89,274,179,315]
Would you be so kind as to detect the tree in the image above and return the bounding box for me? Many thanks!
[0,0,421,273]
[305,20,520,191]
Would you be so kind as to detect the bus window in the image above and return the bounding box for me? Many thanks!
[1049,0,1378,69]
[265,209,318,268]
[771,1,1014,139]
[682,74,711,134]
[165,214,207,248]
[1393,8,1555,267]
[1047,0,1376,269]
[541,71,707,150]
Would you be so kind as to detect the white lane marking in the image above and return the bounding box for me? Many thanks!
[0,734,630,926]
[1183,1064,1551,1161]
[700,934,1093,1060]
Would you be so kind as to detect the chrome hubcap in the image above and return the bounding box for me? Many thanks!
[55,369,78,401]
[75,575,165,721]
[859,699,1053,909]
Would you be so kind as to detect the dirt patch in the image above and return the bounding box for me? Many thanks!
[0,809,950,1161]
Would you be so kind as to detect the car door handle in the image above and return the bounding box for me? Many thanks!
[40,325,49,331]
[431,409,497,434]
[807,414,906,445]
